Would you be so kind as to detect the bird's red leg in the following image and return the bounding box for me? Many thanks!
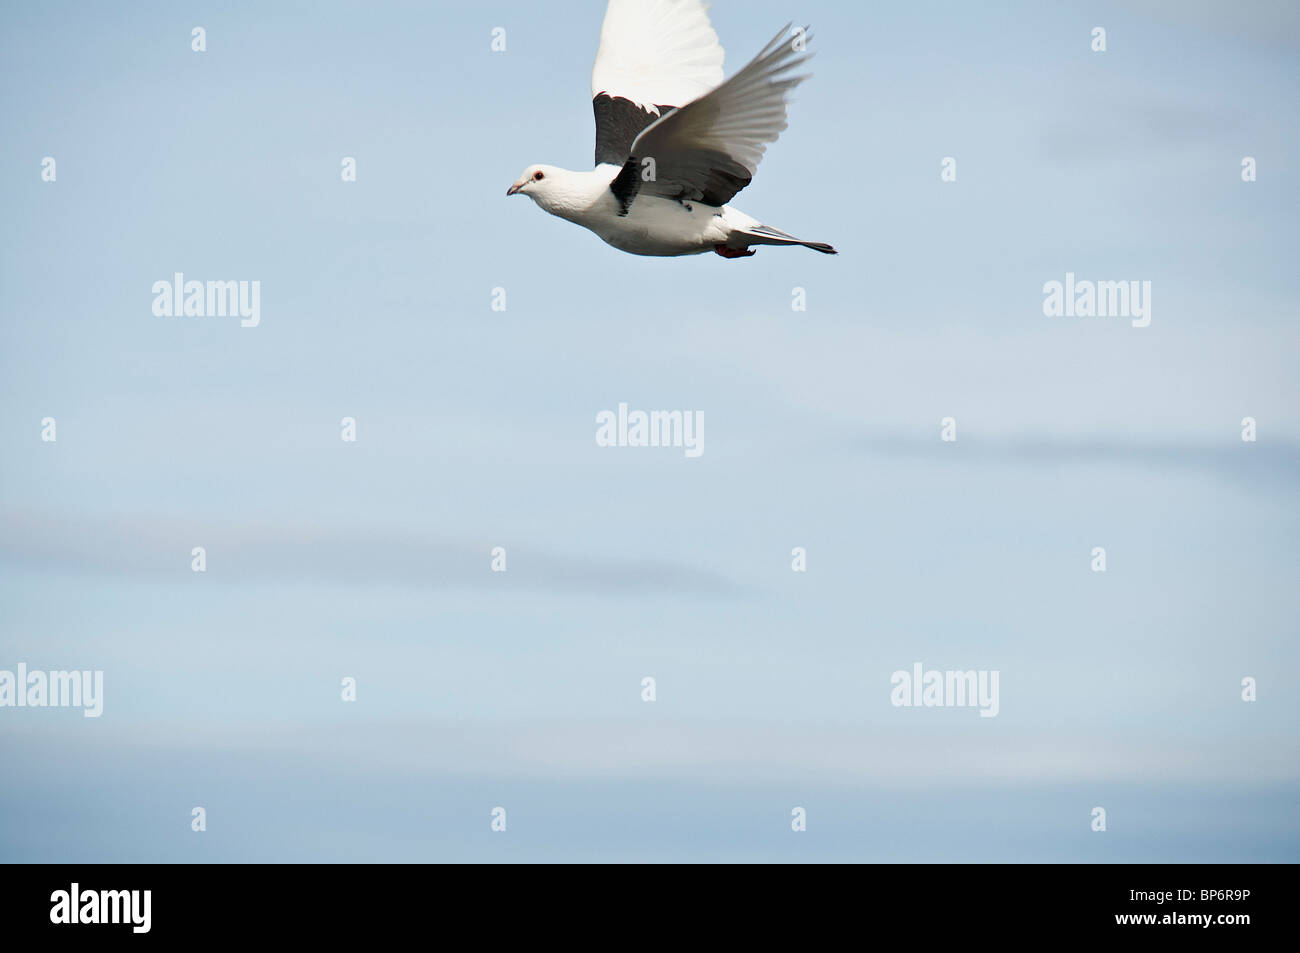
[714,244,756,258]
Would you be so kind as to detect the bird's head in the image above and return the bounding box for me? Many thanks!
[506,164,563,201]
[505,163,600,221]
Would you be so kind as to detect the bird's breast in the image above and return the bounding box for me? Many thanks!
[579,195,728,256]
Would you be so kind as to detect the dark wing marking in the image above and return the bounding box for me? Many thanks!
[593,94,675,167]
[609,159,641,215]
[608,151,748,216]
[610,25,809,213]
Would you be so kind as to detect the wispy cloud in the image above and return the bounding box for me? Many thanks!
[6,717,1297,788]
[0,511,740,596]
[857,433,1300,487]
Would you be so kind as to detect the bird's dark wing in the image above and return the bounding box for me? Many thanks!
[593,95,674,167]
[589,0,724,167]
[610,25,809,213]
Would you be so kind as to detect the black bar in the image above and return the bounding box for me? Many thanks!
[3,864,1277,939]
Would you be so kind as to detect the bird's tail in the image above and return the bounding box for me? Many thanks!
[731,223,837,255]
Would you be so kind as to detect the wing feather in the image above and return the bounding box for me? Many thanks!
[613,25,810,209]
[590,0,725,166]
[591,0,725,111]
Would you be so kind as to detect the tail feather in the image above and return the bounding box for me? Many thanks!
[732,223,837,255]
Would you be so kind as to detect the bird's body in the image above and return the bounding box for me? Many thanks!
[507,0,836,258]
[522,163,780,257]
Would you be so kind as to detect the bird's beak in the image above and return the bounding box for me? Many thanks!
[506,180,524,196]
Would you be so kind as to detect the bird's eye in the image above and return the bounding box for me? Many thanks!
[533,171,544,181]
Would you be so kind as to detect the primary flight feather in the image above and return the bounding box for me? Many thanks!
[507,0,837,258]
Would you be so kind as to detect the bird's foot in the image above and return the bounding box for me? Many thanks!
[714,244,755,258]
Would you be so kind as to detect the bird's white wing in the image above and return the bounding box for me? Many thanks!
[609,25,808,209]
[591,0,725,112]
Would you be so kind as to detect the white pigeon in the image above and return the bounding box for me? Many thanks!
[506,0,836,258]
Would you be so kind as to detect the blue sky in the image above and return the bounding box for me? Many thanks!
[1,0,1297,861]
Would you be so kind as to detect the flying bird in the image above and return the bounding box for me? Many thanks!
[507,0,836,258]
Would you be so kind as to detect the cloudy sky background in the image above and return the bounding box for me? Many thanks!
[1,0,1297,861]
